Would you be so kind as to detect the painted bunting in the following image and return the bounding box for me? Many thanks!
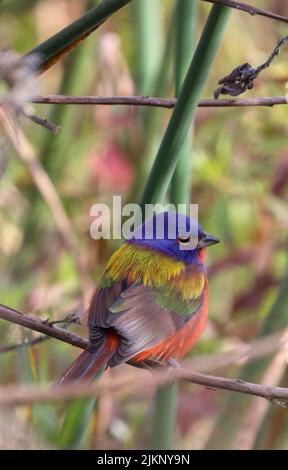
[58,212,219,383]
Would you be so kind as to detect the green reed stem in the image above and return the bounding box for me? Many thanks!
[150,0,199,451]
[148,3,230,450]
[140,4,231,207]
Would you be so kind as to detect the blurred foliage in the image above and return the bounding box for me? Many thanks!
[0,0,288,450]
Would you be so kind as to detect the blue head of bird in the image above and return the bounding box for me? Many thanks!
[127,211,219,264]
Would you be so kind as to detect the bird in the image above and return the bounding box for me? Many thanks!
[58,211,219,384]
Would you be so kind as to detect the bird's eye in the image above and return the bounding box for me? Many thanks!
[178,234,191,244]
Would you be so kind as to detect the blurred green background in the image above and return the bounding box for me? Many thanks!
[0,0,287,450]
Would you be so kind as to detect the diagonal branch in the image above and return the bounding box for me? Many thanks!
[0,304,87,350]
[31,94,288,109]
[0,300,286,378]
[202,0,288,24]
[18,108,60,134]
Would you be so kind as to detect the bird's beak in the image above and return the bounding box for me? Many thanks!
[198,231,220,248]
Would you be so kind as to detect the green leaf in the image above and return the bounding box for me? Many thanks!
[56,398,96,449]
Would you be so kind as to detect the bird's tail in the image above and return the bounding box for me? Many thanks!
[57,332,119,384]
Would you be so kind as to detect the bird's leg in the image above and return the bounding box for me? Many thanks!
[167,357,180,369]
[162,357,180,388]
[141,358,180,388]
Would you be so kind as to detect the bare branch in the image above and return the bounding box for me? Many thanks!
[0,301,286,375]
[0,303,287,406]
[0,304,87,350]
[202,0,288,24]
[19,109,60,134]
[31,94,288,109]
[0,311,82,353]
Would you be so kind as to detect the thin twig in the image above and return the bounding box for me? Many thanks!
[202,0,288,24]
[19,109,60,134]
[31,94,288,108]
[0,310,82,353]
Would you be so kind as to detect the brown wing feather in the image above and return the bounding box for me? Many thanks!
[87,279,205,367]
[106,284,204,367]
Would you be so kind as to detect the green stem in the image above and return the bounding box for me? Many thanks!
[140,4,231,207]
[129,0,165,203]
[148,3,230,451]
[134,0,163,96]
[150,385,178,450]
[150,0,199,451]
[27,0,132,71]
[170,0,198,205]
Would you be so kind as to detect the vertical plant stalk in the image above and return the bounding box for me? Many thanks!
[57,367,104,449]
[170,0,198,205]
[150,0,198,451]
[140,4,231,207]
[130,0,165,201]
[150,384,178,450]
[134,0,163,96]
[145,4,230,449]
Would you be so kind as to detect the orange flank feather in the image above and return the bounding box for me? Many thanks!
[132,283,208,364]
